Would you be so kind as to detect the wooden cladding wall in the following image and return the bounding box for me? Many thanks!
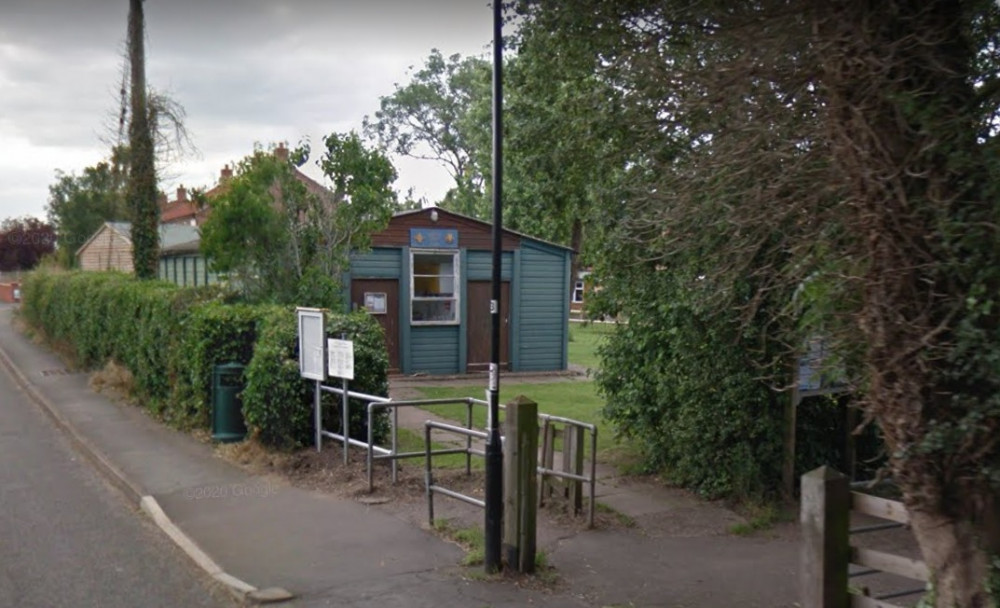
[466,250,513,281]
[410,325,460,375]
[78,226,133,273]
[370,209,520,251]
[349,248,402,278]
[518,241,570,371]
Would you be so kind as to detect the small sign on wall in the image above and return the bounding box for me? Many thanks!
[364,292,387,314]
[410,228,458,248]
[327,339,355,380]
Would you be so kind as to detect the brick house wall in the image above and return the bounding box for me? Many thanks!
[0,282,20,303]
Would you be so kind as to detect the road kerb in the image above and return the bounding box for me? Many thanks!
[0,340,145,505]
[0,336,293,605]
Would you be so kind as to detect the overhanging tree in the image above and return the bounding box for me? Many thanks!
[526,0,1000,603]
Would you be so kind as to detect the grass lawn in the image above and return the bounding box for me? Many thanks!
[410,381,616,454]
[395,427,485,470]
[567,321,616,372]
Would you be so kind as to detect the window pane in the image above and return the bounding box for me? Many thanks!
[413,253,455,297]
[412,251,459,324]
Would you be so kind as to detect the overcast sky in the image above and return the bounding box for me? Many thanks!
[0,0,494,220]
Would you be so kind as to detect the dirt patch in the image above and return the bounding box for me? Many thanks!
[214,437,629,536]
[89,360,135,401]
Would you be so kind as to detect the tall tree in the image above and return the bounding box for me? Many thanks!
[200,135,397,308]
[125,0,158,279]
[364,49,491,218]
[501,10,632,290]
[528,1,1000,604]
[46,156,129,267]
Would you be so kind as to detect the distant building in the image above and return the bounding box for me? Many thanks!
[348,206,573,374]
[75,222,200,273]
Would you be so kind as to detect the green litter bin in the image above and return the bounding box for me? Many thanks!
[212,362,247,443]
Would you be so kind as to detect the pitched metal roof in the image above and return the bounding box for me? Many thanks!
[75,222,200,257]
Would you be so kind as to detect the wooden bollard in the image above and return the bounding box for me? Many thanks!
[503,395,538,573]
[800,466,849,608]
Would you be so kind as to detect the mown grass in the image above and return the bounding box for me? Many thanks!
[567,321,616,373]
[394,427,484,470]
[410,381,616,455]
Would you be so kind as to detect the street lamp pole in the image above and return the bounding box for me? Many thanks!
[483,0,504,574]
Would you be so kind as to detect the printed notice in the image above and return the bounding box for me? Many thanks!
[327,338,355,380]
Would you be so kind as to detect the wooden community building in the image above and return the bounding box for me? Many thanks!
[75,204,574,376]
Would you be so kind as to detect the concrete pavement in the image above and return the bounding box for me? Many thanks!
[0,302,800,607]
[0,324,233,607]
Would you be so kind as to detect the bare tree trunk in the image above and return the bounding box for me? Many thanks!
[910,499,999,608]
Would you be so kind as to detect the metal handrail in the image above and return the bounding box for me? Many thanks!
[424,420,489,524]
[365,397,481,491]
[315,385,599,528]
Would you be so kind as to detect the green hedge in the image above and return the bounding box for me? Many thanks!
[242,306,390,448]
[20,270,389,449]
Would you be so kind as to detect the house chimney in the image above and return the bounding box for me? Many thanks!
[220,164,233,182]
[275,143,289,162]
[176,185,187,203]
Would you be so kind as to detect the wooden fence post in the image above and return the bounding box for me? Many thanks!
[539,420,555,506]
[563,424,585,515]
[801,466,850,608]
[503,395,538,573]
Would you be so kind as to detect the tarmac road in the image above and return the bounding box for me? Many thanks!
[0,356,233,608]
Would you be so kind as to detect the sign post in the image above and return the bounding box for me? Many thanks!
[328,336,355,465]
[297,308,326,452]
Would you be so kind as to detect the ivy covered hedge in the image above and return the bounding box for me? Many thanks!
[19,270,389,449]
[596,300,786,499]
[592,270,870,500]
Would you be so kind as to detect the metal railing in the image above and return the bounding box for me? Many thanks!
[317,385,392,467]
[424,420,489,525]
[366,397,485,492]
[314,384,598,527]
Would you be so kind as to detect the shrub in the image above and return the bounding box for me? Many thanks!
[169,300,262,427]
[592,268,789,500]
[19,270,389,448]
[242,306,390,449]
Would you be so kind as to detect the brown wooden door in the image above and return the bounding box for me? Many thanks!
[350,279,400,373]
[467,281,510,371]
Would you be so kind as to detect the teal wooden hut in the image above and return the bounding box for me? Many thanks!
[347,206,573,375]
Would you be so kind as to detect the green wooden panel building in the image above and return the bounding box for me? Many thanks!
[348,207,573,375]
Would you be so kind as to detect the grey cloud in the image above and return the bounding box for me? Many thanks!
[1,0,495,219]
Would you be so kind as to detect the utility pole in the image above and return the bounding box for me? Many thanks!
[483,0,504,574]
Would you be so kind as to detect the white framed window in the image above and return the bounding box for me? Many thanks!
[411,250,459,325]
[572,281,585,303]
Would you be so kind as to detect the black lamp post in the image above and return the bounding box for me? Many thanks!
[483,0,504,574]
